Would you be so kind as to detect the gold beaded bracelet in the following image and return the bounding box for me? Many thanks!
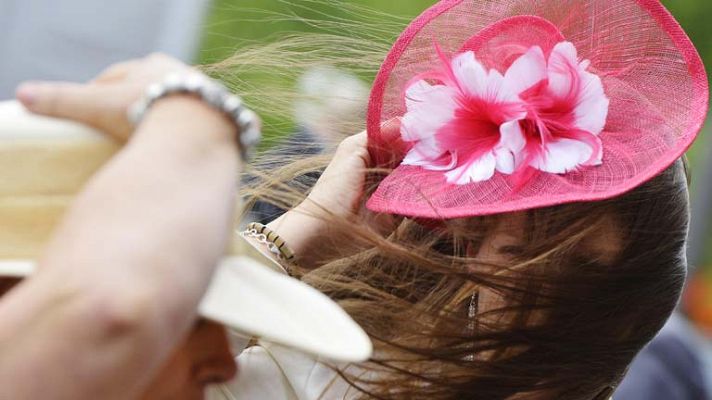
[241,222,296,262]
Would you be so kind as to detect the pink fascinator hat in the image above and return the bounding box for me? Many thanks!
[367,0,709,219]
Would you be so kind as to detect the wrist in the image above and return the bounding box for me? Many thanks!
[129,73,261,160]
[266,204,326,266]
[138,96,238,147]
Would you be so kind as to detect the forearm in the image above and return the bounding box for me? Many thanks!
[44,97,240,314]
[0,97,239,399]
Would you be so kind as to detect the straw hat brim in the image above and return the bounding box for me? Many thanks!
[0,258,373,363]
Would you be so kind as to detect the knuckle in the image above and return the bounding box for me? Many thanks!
[341,135,359,147]
[336,139,353,153]
[337,134,366,153]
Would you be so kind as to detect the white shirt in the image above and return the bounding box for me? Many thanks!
[229,343,362,400]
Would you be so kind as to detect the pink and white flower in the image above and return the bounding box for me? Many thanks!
[399,41,609,184]
[401,49,527,184]
[509,42,609,174]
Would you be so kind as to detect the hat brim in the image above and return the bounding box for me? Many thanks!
[0,258,372,362]
[366,0,709,219]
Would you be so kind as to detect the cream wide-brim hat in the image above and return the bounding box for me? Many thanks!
[0,101,372,363]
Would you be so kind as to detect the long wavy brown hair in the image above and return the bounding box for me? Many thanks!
[207,3,691,398]
[241,152,688,400]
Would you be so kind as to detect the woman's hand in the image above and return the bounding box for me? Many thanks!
[301,131,371,219]
[266,123,403,267]
[264,132,370,267]
[16,53,194,141]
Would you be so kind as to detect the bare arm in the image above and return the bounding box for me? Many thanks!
[0,58,240,399]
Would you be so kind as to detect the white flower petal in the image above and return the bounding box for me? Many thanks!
[445,152,497,185]
[484,69,520,104]
[547,41,609,135]
[530,138,594,174]
[404,80,460,116]
[499,120,526,154]
[401,136,446,165]
[402,80,459,141]
[494,148,516,174]
[452,51,489,98]
[589,135,604,166]
[451,51,521,106]
[493,120,526,174]
[504,46,548,95]
[444,164,471,186]
[547,41,579,100]
[574,70,609,135]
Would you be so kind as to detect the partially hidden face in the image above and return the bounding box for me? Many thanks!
[140,319,238,400]
[468,212,622,329]
[0,278,238,400]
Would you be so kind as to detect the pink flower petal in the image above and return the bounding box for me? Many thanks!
[530,138,596,174]
[504,46,548,95]
[589,135,604,165]
[445,152,497,185]
[424,153,459,171]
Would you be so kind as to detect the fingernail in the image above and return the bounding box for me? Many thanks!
[16,82,44,107]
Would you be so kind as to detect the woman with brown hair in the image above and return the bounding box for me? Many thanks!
[227,0,708,398]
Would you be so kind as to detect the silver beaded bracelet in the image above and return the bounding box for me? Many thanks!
[128,73,261,160]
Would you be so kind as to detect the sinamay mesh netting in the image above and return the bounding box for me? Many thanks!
[366,0,708,218]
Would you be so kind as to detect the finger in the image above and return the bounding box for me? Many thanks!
[92,60,141,84]
[352,130,367,144]
[343,130,367,151]
[336,131,370,164]
[352,131,371,167]
[16,81,126,130]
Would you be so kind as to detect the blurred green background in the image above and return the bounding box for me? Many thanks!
[199,0,712,75]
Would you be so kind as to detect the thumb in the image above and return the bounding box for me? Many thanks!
[16,81,127,132]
